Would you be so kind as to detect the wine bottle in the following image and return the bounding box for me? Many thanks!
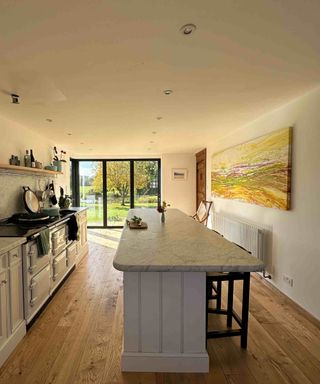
[24,150,31,167]
[30,149,36,168]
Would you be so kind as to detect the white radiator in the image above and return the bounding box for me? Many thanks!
[212,212,265,263]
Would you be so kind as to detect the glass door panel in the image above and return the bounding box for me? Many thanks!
[134,160,159,209]
[106,161,131,226]
[79,161,103,226]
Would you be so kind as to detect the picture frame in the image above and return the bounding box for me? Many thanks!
[172,168,188,181]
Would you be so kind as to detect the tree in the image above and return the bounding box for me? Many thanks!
[91,161,158,206]
[107,162,130,206]
[92,163,102,193]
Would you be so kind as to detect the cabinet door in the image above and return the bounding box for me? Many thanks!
[0,271,8,347]
[80,222,87,247]
[9,261,24,333]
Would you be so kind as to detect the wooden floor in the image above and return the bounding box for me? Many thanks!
[1,228,320,384]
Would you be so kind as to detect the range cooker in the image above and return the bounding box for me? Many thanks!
[0,211,79,325]
[0,212,73,238]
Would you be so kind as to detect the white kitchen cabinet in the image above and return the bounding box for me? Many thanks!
[0,244,26,368]
[76,210,88,264]
[0,270,8,348]
[9,256,24,333]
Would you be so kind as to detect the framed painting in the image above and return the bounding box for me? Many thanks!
[211,127,292,210]
[172,168,188,181]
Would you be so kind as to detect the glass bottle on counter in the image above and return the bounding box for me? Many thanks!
[24,150,31,167]
[30,149,36,168]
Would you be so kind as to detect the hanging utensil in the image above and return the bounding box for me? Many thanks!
[49,181,58,205]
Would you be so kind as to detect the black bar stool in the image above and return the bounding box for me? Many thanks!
[206,271,251,348]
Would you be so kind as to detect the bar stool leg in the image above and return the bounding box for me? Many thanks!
[216,281,222,310]
[241,272,250,348]
[227,279,234,327]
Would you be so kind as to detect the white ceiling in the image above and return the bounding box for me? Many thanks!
[0,0,320,156]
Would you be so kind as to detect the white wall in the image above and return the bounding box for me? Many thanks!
[162,154,196,216]
[0,114,69,218]
[207,86,320,320]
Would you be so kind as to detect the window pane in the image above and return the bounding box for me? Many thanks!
[106,161,131,226]
[134,160,159,209]
[79,161,103,226]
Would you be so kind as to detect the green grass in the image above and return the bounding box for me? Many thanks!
[81,197,157,226]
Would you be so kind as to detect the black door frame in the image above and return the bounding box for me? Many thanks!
[70,158,161,228]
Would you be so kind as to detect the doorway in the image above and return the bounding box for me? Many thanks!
[195,149,207,209]
[71,159,161,228]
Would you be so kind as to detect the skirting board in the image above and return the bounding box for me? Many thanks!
[122,352,209,373]
[0,321,26,368]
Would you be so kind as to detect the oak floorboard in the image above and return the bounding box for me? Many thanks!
[0,229,319,384]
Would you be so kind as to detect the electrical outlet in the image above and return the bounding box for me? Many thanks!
[283,274,294,287]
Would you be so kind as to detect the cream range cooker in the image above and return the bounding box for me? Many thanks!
[22,217,78,324]
[0,211,79,326]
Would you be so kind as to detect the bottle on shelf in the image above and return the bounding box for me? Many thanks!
[30,149,36,168]
[24,150,31,167]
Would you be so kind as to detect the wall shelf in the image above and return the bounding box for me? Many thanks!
[0,163,63,176]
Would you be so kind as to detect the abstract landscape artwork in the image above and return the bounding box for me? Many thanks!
[211,127,292,210]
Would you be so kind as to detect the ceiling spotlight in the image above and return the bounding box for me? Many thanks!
[149,141,154,144]
[67,133,72,136]
[156,116,163,120]
[11,94,20,104]
[152,131,157,134]
[46,118,53,123]
[80,142,84,145]
[163,90,173,95]
[180,23,197,35]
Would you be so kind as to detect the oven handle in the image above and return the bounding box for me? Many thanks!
[29,233,40,240]
[30,297,37,307]
[50,218,70,231]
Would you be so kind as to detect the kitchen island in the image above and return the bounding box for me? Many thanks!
[113,208,264,373]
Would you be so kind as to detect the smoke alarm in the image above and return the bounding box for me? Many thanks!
[11,94,20,104]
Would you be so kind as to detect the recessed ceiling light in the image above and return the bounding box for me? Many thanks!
[152,131,157,134]
[180,23,197,35]
[149,141,154,144]
[80,142,84,145]
[46,118,53,123]
[156,116,163,120]
[163,90,173,95]
[67,133,72,136]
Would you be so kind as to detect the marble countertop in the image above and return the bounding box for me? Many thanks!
[0,237,27,255]
[113,208,264,273]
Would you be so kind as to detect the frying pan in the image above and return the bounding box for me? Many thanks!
[22,186,40,213]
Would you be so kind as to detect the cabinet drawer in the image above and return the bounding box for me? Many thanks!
[9,246,22,266]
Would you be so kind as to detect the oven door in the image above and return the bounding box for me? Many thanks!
[27,265,51,323]
[66,242,77,268]
[23,240,50,277]
[52,251,67,283]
